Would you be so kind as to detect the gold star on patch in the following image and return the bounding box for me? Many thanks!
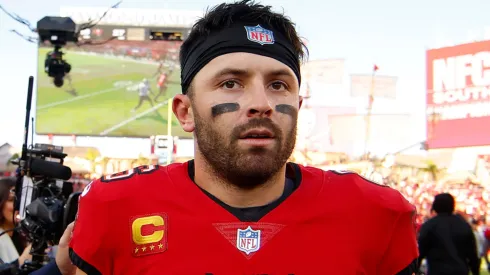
[150,245,155,250]
[142,246,147,252]
[134,248,139,253]
[158,243,163,249]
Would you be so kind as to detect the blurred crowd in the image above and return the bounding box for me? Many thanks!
[384,174,490,272]
[385,177,488,226]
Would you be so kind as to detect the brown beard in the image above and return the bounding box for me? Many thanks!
[193,109,297,189]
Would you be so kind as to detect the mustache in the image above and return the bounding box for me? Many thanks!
[231,118,283,140]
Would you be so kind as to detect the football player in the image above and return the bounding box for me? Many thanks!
[131,78,155,112]
[153,68,172,103]
[70,1,419,274]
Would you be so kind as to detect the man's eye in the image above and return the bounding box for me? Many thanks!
[222,80,240,89]
[270,82,287,91]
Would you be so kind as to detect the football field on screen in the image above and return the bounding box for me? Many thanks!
[36,47,191,138]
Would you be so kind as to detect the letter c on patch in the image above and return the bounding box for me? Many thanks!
[131,215,164,245]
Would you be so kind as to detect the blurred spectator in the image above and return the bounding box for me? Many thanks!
[472,218,487,270]
[418,193,480,275]
[0,178,31,266]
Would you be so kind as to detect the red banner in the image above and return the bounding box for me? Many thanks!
[426,40,490,149]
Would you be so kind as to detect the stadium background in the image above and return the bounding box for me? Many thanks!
[0,5,487,184]
[30,6,425,163]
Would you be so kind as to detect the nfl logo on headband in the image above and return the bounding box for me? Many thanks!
[244,25,275,45]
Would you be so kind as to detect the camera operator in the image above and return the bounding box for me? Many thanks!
[0,176,76,275]
[0,178,31,267]
[30,222,76,275]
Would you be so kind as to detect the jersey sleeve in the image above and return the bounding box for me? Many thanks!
[378,204,419,275]
[69,179,112,275]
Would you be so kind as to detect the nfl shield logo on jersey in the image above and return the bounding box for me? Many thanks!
[244,25,275,45]
[236,226,261,255]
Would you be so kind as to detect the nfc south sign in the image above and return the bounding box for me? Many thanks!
[244,25,274,45]
[426,40,490,149]
[236,226,261,255]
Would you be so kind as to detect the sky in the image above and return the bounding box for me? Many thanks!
[1,0,490,156]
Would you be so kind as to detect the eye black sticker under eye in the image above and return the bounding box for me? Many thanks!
[211,103,240,117]
[275,104,297,117]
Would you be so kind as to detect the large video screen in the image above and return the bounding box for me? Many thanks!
[36,25,191,138]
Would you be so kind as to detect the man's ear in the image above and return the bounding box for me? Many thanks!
[298,95,304,110]
[172,94,195,133]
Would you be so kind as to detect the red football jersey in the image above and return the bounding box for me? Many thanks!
[157,73,167,87]
[69,162,418,275]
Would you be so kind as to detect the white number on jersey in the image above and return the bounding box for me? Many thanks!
[101,165,159,183]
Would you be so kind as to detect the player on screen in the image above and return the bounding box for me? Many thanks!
[154,59,165,77]
[69,1,419,274]
[153,60,174,102]
[153,69,173,102]
[131,78,155,112]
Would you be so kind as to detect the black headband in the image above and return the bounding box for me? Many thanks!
[180,23,301,94]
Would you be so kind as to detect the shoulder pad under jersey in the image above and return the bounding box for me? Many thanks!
[327,169,414,213]
[84,165,164,201]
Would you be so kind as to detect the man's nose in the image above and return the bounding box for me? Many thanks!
[245,84,273,118]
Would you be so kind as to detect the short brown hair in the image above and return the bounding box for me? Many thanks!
[180,0,308,95]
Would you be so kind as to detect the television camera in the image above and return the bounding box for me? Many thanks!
[38,16,77,88]
[0,77,80,274]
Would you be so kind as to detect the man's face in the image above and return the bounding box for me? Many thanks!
[182,52,302,188]
[2,188,15,225]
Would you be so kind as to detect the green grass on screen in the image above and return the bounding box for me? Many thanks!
[36,47,191,138]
